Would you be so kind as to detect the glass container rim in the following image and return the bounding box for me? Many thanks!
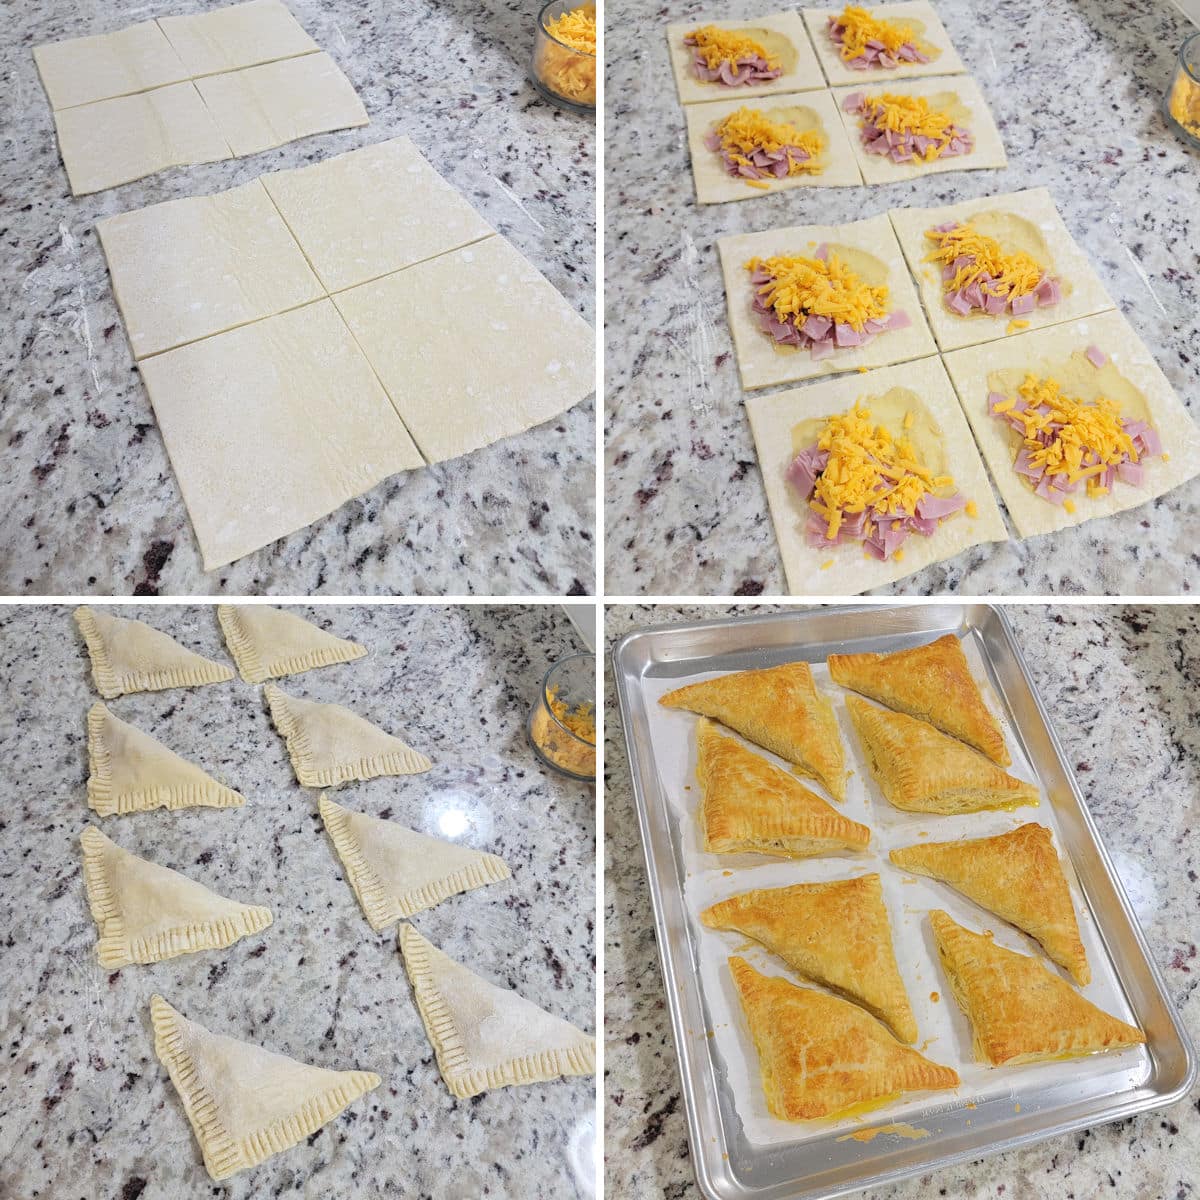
[538,0,597,59]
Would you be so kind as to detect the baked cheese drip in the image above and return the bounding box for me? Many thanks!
[925,221,1061,318]
[746,248,911,358]
[827,5,930,68]
[787,402,966,560]
[536,4,597,104]
[705,107,824,187]
[685,26,782,85]
[843,91,972,163]
[1168,70,1200,139]
[988,361,1163,507]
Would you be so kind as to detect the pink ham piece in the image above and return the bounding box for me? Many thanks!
[1085,344,1108,368]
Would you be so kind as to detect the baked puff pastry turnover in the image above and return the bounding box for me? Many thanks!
[846,694,1037,814]
[702,874,917,1042]
[828,634,1009,765]
[892,824,1088,984]
[728,956,959,1120]
[929,910,1144,1066]
[660,661,847,799]
[696,718,870,858]
[217,605,367,684]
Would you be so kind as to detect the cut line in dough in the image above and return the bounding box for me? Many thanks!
[319,795,510,929]
[75,606,234,698]
[158,0,319,77]
[217,605,367,684]
[81,826,271,968]
[151,993,381,1180]
[399,924,596,1097]
[264,683,432,787]
[87,702,246,815]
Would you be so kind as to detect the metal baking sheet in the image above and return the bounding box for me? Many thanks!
[612,604,1196,1200]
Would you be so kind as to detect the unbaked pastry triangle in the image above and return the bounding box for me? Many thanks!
[696,718,869,858]
[660,661,847,799]
[892,824,1088,983]
[75,606,234,698]
[728,956,959,1120]
[81,826,271,968]
[217,605,367,684]
[264,683,431,787]
[846,695,1037,815]
[319,795,510,929]
[87,702,246,816]
[398,924,595,1098]
[151,994,380,1181]
[929,910,1144,1066]
[828,634,1009,765]
[702,874,916,1042]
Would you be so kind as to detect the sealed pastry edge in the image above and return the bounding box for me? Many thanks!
[217,605,367,684]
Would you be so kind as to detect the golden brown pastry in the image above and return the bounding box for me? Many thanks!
[929,910,1143,1065]
[847,695,1038,815]
[828,634,1009,765]
[660,661,847,800]
[701,874,916,1042]
[696,719,869,858]
[728,956,959,1120]
[892,824,1088,984]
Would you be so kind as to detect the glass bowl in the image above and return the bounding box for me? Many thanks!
[528,652,596,782]
[1164,31,1200,150]
[530,0,596,114]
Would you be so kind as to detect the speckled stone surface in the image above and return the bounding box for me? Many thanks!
[0,604,596,1198]
[604,603,1199,1198]
[605,0,1200,596]
[1,0,595,596]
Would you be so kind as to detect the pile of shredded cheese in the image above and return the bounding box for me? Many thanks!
[924,223,1043,298]
[687,25,778,70]
[543,5,596,54]
[1169,70,1200,139]
[713,107,824,174]
[745,252,890,331]
[536,5,597,104]
[859,93,958,155]
[832,5,917,61]
[531,685,596,777]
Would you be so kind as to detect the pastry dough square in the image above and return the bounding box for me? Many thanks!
[685,89,862,204]
[717,213,936,390]
[194,52,368,157]
[941,310,1200,539]
[666,11,824,105]
[888,188,1116,352]
[333,235,595,464]
[137,300,424,570]
[802,3,966,88]
[832,75,1007,183]
[158,0,319,77]
[34,19,190,111]
[745,356,1007,594]
[53,83,230,197]
[260,137,494,292]
[97,178,323,360]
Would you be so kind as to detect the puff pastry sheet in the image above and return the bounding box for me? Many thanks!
[87,702,245,815]
[265,683,431,787]
[82,826,271,968]
[151,994,380,1180]
[217,605,366,684]
[399,924,595,1098]
[661,660,847,799]
[930,911,1144,1066]
[158,0,319,77]
[320,795,510,929]
[75,606,233,698]
[702,874,916,1041]
[894,824,1088,983]
[728,956,958,1120]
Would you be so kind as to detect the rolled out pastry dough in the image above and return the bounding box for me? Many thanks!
[136,300,424,570]
[158,0,319,77]
[97,178,323,360]
[194,51,368,157]
[217,605,367,683]
[399,924,596,1097]
[260,136,494,292]
[53,82,230,196]
[334,235,596,464]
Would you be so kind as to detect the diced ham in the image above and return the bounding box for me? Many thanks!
[1085,344,1108,368]
[916,493,967,520]
[1010,292,1037,316]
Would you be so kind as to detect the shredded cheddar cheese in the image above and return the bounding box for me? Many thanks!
[965,499,978,517]
[687,25,779,70]
[744,252,890,331]
[712,107,825,175]
[536,4,596,105]
[1007,319,1030,333]
[858,94,959,159]
[1169,69,1200,139]
[925,222,1044,297]
[544,6,596,53]
[833,5,918,62]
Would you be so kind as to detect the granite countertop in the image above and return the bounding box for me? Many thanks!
[604,0,1200,596]
[603,603,1199,1197]
[0,0,595,597]
[0,604,596,1198]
